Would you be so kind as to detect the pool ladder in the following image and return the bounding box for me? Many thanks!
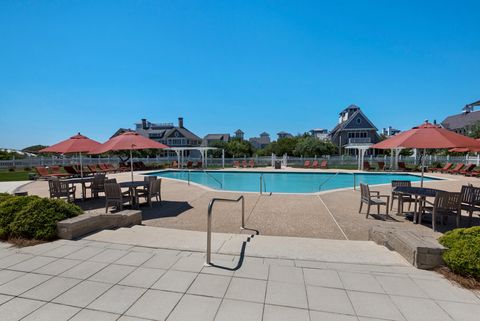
[318,171,340,191]
[259,173,268,194]
[187,170,223,189]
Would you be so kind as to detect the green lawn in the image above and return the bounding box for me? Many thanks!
[0,170,33,182]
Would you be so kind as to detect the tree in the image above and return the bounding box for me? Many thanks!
[293,137,337,157]
[225,139,254,157]
[468,121,480,139]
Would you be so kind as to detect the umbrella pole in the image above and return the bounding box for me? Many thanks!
[80,152,83,178]
[130,149,134,182]
[421,148,426,187]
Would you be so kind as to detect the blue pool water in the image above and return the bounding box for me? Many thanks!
[149,170,438,194]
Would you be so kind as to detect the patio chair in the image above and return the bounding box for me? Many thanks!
[320,160,328,169]
[87,164,98,174]
[171,161,178,168]
[430,163,453,173]
[194,161,202,168]
[459,164,476,176]
[242,160,247,168]
[35,166,69,178]
[84,173,106,198]
[363,161,372,171]
[104,181,133,213]
[460,185,480,226]
[63,165,79,176]
[391,180,415,212]
[421,191,462,231]
[447,163,464,174]
[359,183,390,218]
[397,162,412,172]
[304,160,311,168]
[233,160,240,168]
[138,178,162,207]
[186,161,193,168]
[50,166,64,175]
[312,160,319,168]
[249,160,255,168]
[48,177,76,202]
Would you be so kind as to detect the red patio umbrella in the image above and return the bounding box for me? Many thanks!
[372,122,480,186]
[40,133,101,177]
[91,132,169,181]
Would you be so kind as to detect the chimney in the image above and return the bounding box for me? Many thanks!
[178,117,184,128]
[141,118,149,130]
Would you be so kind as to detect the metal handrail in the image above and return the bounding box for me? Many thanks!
[318,171,340,191]
[206,196,245,266]
[260,173,267,194]
[203,170,223,189]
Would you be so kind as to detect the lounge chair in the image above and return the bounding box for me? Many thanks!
[98,163,110,172]
[64,165,79,176]
[233,161,240,168]
[430,163,453,173]
[186,161,193,168]
[249,160,255,168]
[459,164,476,176]
[119,162,130,171]
[104,181,133,213]
[304,160,311,168]
[194,161,202,168]
[359,183,390,219]
[87,164,98,174]
[377,162,387,171]
[35,166,69,178]
[171,161,178,168]
[447,163,465,174]
[397,162,412,172]
[312,160,319,168]
[363,161,372,171]
[320,160,328,169]
[242,160,247,168]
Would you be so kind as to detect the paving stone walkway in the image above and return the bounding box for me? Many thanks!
[0,237,479,321]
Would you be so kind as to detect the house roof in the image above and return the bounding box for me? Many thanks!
[166,127,201,140]
[203,134,229,140]
[331,109,378,136]
[277,131,291,135]
[442,110,480,130]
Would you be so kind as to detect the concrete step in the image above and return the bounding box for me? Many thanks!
[86,225,409,266]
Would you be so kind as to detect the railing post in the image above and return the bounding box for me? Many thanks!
[206,201,213,266]
[353,173,356,190]
[188,170,190,185]
[260,175,263,195]
[241,197,245,229]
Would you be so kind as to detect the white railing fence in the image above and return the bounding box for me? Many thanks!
[1,154,479,169]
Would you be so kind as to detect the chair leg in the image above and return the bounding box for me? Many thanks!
[366,204,371,218]
[432,211,436,231]
[469,211,473,227]
[377,204,380,214]
[359,202,363,213]
[390,197,394,210]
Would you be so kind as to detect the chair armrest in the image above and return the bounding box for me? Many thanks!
[370,191,380,195]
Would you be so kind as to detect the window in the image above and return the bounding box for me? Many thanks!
[356,118,361,124]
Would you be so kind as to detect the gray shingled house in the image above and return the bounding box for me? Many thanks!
[442,103,480,135]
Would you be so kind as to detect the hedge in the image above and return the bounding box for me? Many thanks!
[0,195,82,241]
[438,227,480,280]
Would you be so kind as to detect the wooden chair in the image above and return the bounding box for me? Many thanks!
[421,191,462,231]
[304,160,311,168]
[138,178,162,207]
[460,185,480,226]
[397,162,412,172]
[359,183,390,218]
[430,163,452,173]
[391,180,415,213]
[312,160,319,168]
[85,173,106,198]
[248,160,255,168]
[104,181,132,213]
[233,160,240,168]
[48,177,76,202]
[447,163,464,174]
[459,164,476,176]
[377,161,387,171]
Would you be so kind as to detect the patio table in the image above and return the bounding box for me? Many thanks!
[393,186,445,223]
[119,181,148,208]
[61,177,95,201]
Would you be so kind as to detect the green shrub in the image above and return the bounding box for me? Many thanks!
[0,193,13,204]
[8,167,15,172]
[23,167,31,171]
[439,227,480,280]
[0,195,39,239]
[10,198,82,240]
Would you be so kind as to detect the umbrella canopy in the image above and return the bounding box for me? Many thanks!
[91,132,168,154]
[372,122,480,150]
[91,132,169,181]
[449,139,480,153]
[40,133,102,178]
[371,122,480,186]
[40,133,101,154]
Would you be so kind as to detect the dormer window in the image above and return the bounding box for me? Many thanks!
[356,118,361,124]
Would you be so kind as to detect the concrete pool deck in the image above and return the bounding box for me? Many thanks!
[13,167,480,241]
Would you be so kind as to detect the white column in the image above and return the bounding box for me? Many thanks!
[222,149,225,168]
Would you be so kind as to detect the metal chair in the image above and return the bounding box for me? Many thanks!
[48,177,76,202]
[391,180,415,213]
[460,185,480,226]
[359,183,390,218]
[421,191,462,231]
[104,182,132,213]
[85,173,106,198]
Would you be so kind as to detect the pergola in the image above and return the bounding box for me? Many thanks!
[344,142,373,170]
[165,147,224,168]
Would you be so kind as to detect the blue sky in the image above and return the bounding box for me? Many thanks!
[0,0,479,149]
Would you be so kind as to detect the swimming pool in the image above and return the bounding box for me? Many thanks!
[149,170,439,194]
